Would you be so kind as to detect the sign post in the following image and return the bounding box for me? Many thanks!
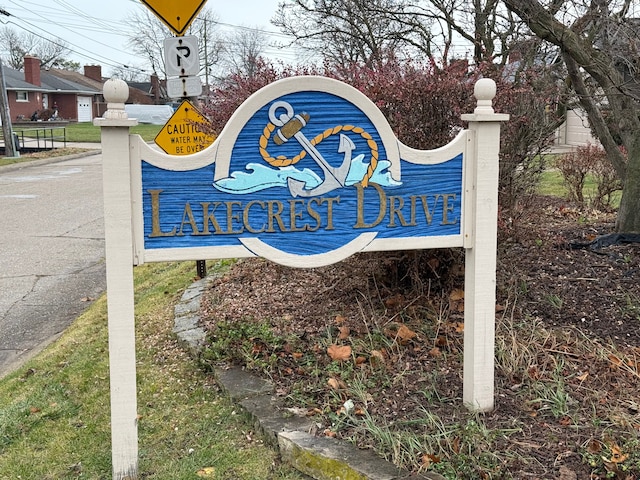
[96,79,139,479]
[461,80,510,411]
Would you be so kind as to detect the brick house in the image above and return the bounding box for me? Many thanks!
[4,56,100,122]
[49,65,168,118]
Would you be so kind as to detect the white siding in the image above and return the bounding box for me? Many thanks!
[565,109,599,146]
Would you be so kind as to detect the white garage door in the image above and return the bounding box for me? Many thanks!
[77,96,93,122]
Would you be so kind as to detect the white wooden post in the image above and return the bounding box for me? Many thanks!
[461,79,509,412]
[95,79,140,479]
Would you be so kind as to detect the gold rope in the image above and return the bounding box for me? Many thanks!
[258,123,379,187]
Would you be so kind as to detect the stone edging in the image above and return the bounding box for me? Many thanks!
[173,276,445,480]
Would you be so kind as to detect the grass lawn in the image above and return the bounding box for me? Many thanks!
[12,122,162,143]
[0,261,306,480]
[64,122,163,143]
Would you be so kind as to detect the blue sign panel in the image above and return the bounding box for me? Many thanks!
[140,77,464,263]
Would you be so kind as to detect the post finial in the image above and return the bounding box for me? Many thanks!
[102,78,130,120]
[473,78,496,114]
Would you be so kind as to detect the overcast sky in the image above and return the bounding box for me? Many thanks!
[1,0,293,77]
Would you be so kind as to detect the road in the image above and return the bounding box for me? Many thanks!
[0,153,106,378]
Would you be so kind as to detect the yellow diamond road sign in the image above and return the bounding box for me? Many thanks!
[140,0,207,36]
[155,100,215,156]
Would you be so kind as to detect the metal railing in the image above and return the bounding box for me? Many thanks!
[10,126,67,150]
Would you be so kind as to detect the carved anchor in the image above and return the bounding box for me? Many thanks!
[268,101,353,197]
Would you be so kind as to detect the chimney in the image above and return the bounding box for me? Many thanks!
[84,65,103,82]
[24,56,41,86]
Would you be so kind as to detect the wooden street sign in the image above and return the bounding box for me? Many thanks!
[140,0,207,36]
[97,75,508,479]
[155,100,215,155]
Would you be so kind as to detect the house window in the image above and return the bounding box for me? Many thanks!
[16,91,28,102]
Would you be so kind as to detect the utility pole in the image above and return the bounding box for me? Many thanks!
[0,59,18,158]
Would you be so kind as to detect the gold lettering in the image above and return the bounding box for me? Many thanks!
[243,200,266,234]
[441,193,458,225]
[148,189,176,237]
[354,183,386,228]
[225,201,244,234]
[388,195,410,227]
[419,194,441,225]
[201,202,222,234]
[266,200,285,232]
[178,203,201,236]
[321,197,339,230]
[306,198,322,232]
[289,199,307,232]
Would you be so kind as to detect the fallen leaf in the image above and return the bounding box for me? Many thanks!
[327,344,351,362]
[527,365,541,380]
[292,352,303,360]
[196,466,216,478]
[421,453,441,467]
[385,293,404,308]
[370,349,386,365]
[338,326,350,340]
[29,407,41,414]
[576,371,589,381]
[559,416,572,426]
[609,444,629,464]
[586,439,602,454]
[451,437,461,454]
[383,323,416,344]
[428,347,442,358]
[355,356,366,365]
[335,314,347,324]
[609,354,623,367]
[435,336,448,347]
[324,429,337,437]
[327,378,341,390]
[450,289,465,301]
[327,377,347,390]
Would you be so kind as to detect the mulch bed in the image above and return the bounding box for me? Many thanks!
[199,195,640,479]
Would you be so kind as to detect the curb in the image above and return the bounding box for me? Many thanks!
[0,149,101,173]
[173,276,446,480]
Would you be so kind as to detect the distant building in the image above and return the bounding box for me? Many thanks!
[2,56,169,122]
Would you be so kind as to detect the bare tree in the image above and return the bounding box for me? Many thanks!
[502,0,640,232]
[273,0,526,65]
[215,27,268,79]
[126,8,223,80]
[273,0,435,67]
[0,26,73,70]
[410,0,526,64]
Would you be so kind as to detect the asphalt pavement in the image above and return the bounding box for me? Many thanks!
[0,147,106,379]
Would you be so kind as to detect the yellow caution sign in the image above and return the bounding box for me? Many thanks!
[155,100,215,156]
[140,0,207,36]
